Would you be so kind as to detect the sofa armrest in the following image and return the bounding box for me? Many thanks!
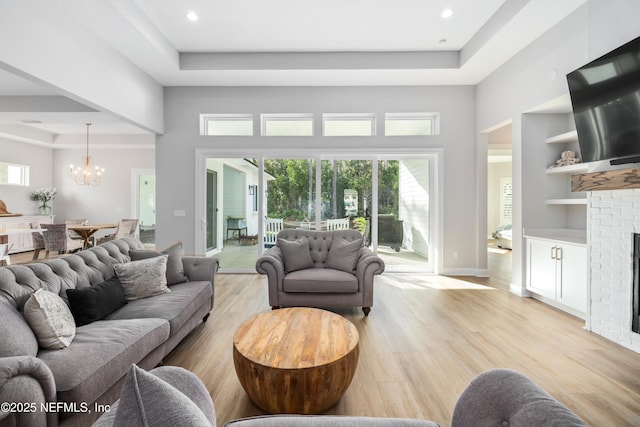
[183,256,219,283]
[356,247,385,279]
[451,369,587,427]
[256,247,285,307]
[0,356,57,427]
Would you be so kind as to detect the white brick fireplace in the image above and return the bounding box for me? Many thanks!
[589,189,640,352]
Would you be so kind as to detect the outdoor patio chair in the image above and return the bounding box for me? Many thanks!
[326,217,350,230]
[264,217,283,248]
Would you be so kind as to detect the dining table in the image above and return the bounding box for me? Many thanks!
[66,223,117,249]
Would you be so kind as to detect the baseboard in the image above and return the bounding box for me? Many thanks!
[442,268,490,277]
[509,282,530,297]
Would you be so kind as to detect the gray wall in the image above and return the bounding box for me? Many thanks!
[158,86,478,272]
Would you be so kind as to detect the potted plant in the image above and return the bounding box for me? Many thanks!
[30,186,57,215]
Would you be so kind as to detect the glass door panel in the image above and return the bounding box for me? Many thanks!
[377,158,431,272]
[320,160,372,232]
[264,158,316,230]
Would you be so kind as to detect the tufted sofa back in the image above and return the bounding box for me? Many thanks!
[276,229,363,268]
[0,237,144,311]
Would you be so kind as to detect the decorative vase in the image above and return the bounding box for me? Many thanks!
[38,203,51,215]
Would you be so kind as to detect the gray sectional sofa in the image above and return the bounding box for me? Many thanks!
[0,237,218,427]
[94,366,588,426]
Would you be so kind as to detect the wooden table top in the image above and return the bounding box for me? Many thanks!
[66,223,117,231]
[233,307,359,370]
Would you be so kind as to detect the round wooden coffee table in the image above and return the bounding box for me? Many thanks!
[233,307,359,414]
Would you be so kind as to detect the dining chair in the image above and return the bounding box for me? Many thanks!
[0,242,13,266]
[65,218,92,245]
[29,222,46,260]
[96,219,139,245]
[40,224,84,258]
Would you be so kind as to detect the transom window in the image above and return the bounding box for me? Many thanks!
[323,114,375,136]
[385,113,439,136]
[201,114,254,136]
[261,114,314,136]
[0,162,29,186]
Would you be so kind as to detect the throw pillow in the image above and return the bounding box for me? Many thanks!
[129,241,187,285]
[113,365,212,427]
[114,255,171,301]
[278,237,314,273]
[66,276,127,326]
[23,289,76,349]
[325,237,363,274]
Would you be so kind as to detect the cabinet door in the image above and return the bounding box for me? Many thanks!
[557,243,587,312]
[527,239,557,298]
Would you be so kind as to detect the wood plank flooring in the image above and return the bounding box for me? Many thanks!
[163,252,640,427]
[9,248,640,425]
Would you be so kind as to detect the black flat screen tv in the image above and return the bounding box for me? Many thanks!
[567,35,640,165]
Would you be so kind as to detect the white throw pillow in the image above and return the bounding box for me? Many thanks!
[24,289,76,349]
[114,255,170,301]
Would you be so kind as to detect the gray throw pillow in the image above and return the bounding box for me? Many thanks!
[114,255,171,301]
[325,237,363,274]
[278,237,314,273]
[23,289,76,349]
[130,241,188,285]
[113,365,212,427]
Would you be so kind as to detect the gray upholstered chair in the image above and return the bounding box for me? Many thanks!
[256,229,385,316]
[96,218,139,245]
[40,223,84,257]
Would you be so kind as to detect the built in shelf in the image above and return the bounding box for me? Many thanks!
[523,227,586,245]
[546,198,587,205]
[546,130,578,144]
[546,163,589,174]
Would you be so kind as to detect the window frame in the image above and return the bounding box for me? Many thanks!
[200,114,254,136]
[384,112,440,136]
[322,113,376,137]
[0,162,29,186]
[260,113,314,136]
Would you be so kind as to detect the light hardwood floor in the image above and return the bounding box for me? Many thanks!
[162,251,640,427]
[9,248,640,425]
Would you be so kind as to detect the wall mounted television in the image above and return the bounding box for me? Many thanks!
[567,35,640,165]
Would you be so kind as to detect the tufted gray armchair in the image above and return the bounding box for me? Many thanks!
[256,229,385,316]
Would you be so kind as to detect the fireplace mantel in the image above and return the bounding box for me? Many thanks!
[571,167,640,192]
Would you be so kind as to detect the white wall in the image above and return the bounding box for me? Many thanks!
[0,138,53,215]
[158,86,478,272]
[398,159,429,258]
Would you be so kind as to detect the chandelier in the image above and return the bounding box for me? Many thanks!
[69,123,105,186]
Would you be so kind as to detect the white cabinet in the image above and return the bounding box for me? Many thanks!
[526,236,587,316]
[0,215,55,253]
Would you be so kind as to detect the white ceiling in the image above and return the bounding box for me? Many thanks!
[0,0,585,137]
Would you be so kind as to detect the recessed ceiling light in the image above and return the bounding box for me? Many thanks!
[441,8,453,19]
[186,11,198,22]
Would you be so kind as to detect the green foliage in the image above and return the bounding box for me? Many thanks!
[352,217,367,233]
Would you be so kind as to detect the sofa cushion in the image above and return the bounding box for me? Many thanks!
[129,241,188,286]
[66,276,128,326]
[24,289,76,350]
[113,364,211,427]
[38,318,169,407]
[0,301,39,357]
[114,255,171,301]
[325,237,362,274]
[105,281,213,334]
[278,238,314,273]
[283,268,359,293]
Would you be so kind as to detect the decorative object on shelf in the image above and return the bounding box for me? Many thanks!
[0,200,22,217]
[69,123,105,186]
[548,150,581,169]
[30,186,57,215]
